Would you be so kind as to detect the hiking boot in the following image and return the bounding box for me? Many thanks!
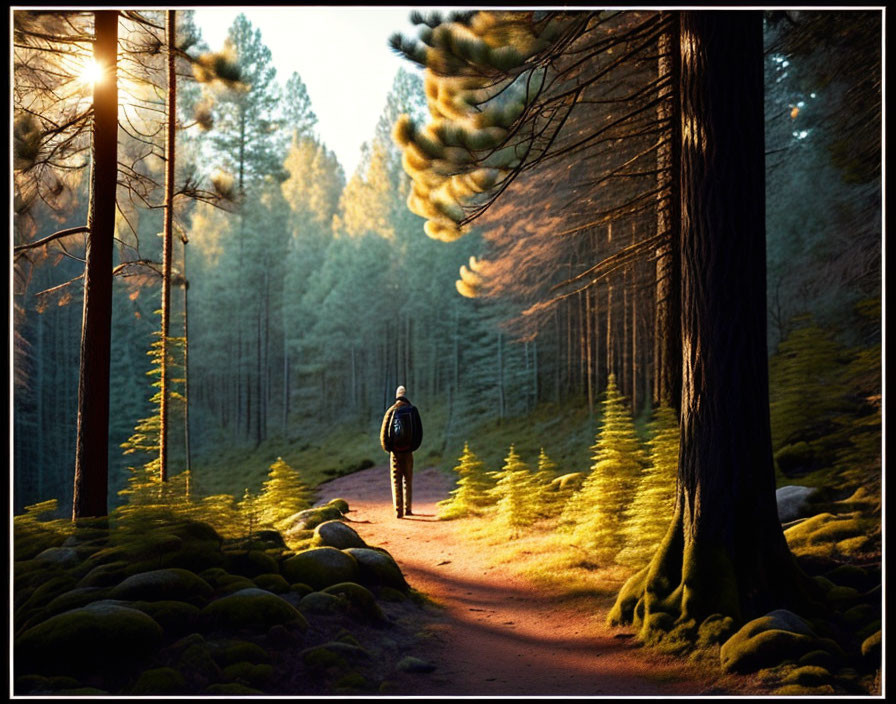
[405,508,413,516]
[396,509,404,519]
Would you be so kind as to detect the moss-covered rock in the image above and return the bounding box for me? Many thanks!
[224,550,280,578]
[322,582,385,623]
[781,665,832,687]
[343,547,409,591]
[253,573,290,594]
[42,587,112,619]
[110,568,213,606]
[774,442,816,477]
[313,521,367,549]
[175,639,221,687]
[772,683,836,696]
[33,546,80,568]
[199,567,256,595]
[326,498,350,514]
[204,682,264,695]
[719,610,829,674]
[281,547,359,590]
[842,603,875,628]
[210,640,271,667]
[696,614,736,647]
[221,661,274,687]
[131,600,200,638]
[378,586,408,603]
[860,630,881,663]
[14,574,77,621]
[397,656,437,673]
[15,601,163,677]
[290,582,314,597]
[549,472,584,493]
[283,506,345,534]
[301,644,348,671]
[296,591,345,615]
[15,674,52,694]
[798,649,838,669]
[158,540,226,573]
[14,522,69,561]
[166,518,223,544]
[827,585,861,605]
[77,561,130,588]
[825,563,872,591]
[129,666,187,695]
[200,587,308,632]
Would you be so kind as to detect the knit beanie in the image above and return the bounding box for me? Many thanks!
[396,385,407,398]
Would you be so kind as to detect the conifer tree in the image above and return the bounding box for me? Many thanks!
[489,445,538,538]
[120,323,188,506]
[238,487,260,539]
[561,374,645,562]
[438,442,494,519]
[617,404,678,567]
[256,456,312,529]
[533,447,563,517]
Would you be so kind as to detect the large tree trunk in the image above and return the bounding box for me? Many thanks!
[72,10,118,520]
[653,11,682,414]
[610,10,820,637]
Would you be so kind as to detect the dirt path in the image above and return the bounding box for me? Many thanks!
[317,464,758,697]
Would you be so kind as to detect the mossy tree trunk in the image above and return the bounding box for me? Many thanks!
[610,10,821,640]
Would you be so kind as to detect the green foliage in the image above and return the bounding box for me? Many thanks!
[768,311,881,488]
[437,442,494,519]
[255,457,312,530]
[561,374,645,562]
[120,326,187,480]
[488,445,538,538]
[769,318,850,450]
[617,405,678,568]
[533,448,562,517]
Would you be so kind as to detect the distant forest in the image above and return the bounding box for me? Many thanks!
[12,10,881,516]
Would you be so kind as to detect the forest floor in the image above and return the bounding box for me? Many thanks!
[315,464,774,697]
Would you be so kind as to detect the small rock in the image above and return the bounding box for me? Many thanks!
[776,485,819,523]
[397,656,436,673]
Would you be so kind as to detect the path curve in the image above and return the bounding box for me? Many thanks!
[317,464,758,697]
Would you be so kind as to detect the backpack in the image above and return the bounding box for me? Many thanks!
[390,403,422,453]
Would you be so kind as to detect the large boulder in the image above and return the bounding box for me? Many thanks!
[314,521,367,550]
[720,610,841,674]
[343,548,409,591]
[777,485,820,523]
[200,587,308,632]
[281,547,360,590]
[15,601,163,677]
[110,568,213,606]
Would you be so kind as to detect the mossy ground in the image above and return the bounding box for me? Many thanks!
[13,508,438,697]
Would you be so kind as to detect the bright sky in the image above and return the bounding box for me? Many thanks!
[192,6,433,178]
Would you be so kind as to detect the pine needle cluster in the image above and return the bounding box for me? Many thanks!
[438,442,495,519]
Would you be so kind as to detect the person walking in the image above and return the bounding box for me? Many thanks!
[380,385,423,518]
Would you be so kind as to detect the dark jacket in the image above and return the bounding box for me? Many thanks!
[380,396,410,453]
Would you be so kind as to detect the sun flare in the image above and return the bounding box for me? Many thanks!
[79,58,105,85]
